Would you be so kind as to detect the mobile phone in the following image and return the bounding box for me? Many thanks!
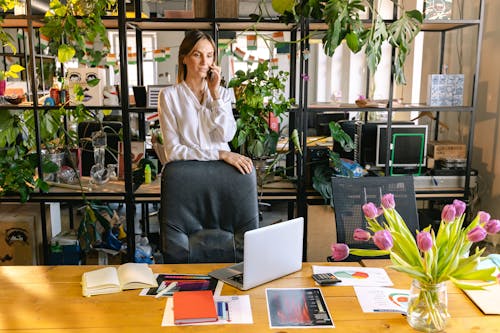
[207,69,214,81]
[312,273,342,286]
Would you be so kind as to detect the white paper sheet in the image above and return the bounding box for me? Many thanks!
[161,295,253,326]
[312,266,393,287]
[354,286,409,313]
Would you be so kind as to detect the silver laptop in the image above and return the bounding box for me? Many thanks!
[208,217,304,290]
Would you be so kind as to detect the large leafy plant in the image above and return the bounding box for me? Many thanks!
[40,0,111,65]
[312,121,356,204]
[0,106,94,201]
[229,60,294,159]
[272,0,423,86]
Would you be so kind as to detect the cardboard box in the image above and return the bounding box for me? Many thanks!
[0,215,37,265]
[67,68,106,106]
[84,249,123,265]
[427,141,466,160]
[216,0,239,18]
[193,0,239,18]
[427,74,464,106]
[307,205,336,262]
[0,203,57,265]
[164,10,194,18]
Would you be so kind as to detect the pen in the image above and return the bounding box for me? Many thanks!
[225,302,231,322]
[373,309,406,314]
[155,281,178,298]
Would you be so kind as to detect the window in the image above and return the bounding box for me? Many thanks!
[108,31,158,91]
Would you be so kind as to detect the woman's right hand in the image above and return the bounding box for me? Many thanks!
[219,151,253,174]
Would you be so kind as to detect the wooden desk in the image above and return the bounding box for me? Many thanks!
[0,262,496,332]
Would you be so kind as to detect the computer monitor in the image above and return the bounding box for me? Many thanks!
[376,124,428,169]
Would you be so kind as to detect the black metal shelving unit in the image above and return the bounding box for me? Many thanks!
[0,0,484,263]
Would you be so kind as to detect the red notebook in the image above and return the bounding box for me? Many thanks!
[173,290,218,325]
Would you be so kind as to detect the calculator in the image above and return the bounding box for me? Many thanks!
[312,273,342,285]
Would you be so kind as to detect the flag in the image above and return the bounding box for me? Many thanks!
[164,47,171,59]
[40,34,50,49]
[247,55,256,63]
[153,49,166,62]
[270,58,279,69]
[246,35,257,50]
[272,32,284,42]
[233,47,246,61]
[106,53,117,66]
[273,32,289,54]
[127,47,136,64]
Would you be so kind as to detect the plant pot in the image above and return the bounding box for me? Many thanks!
[406,279,449,332]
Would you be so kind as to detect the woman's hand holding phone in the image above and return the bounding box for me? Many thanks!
[207,65,221,100]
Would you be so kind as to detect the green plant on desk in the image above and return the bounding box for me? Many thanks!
[312,121,356,205]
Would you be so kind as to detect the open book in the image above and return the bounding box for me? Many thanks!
[82,263,158,297]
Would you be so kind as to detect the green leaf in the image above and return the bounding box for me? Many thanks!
[349,249,390,257]
[58,44,76,63]
[450,277,497,290]
[86,78,100,87]
[345,32,360,53]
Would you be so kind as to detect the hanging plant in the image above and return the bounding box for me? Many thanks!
[40,0,112,65]
[0,0,17,52]
[270,0,422,86]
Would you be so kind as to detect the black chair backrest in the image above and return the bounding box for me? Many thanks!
[160,160,259,263]
[331,176,419,258]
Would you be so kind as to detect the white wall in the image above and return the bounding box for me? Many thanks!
[473,0,500,216]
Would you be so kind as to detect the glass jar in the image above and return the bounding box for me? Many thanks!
[406,279,449,332]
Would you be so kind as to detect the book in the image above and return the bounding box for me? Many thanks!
[173,290,218,325]
[81,263,158,297]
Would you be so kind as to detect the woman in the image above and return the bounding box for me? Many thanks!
[158,30,253,174]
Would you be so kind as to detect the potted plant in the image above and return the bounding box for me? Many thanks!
[0,64,25,95]
[312,121,358,204]
[228,60,294,183]
[40,0,111,65]
[270,0,422,88]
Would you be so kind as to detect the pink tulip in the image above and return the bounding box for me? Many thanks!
[362,202,379,219]
[441,204,456,222]
[478,211,491,223]
[381,193,395,209]
[330,243,349,261]
[467,226,487,243]
[417,231,433,252]
[353,228,371,241]
[484,219,500,234]
[373,230,393,250]
[452,199,467,216]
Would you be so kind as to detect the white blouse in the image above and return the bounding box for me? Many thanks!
[158,81,236,163]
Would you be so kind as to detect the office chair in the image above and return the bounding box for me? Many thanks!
[160,160,259,263]
[330,176,419,261]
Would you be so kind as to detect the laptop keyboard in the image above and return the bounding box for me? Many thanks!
[229,273,243,284]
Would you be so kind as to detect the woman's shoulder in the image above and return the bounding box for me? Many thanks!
[160,83,184,98]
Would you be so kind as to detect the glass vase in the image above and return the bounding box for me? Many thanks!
[406,279,449,332]
[90,130,110,185]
